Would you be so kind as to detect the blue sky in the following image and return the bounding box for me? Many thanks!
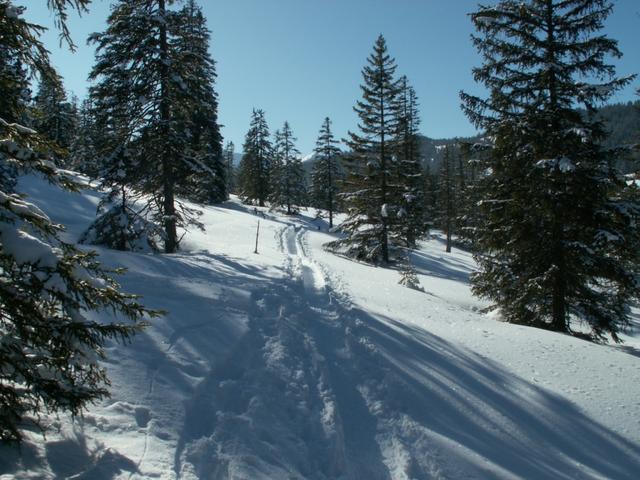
[21,0,640,154]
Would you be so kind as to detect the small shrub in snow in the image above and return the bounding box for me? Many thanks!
[80,204,161,253]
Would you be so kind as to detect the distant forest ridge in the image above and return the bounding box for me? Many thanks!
[240,100,639,174]
[418,100,639,173]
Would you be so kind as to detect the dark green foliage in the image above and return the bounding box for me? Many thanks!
[0,0,156,443]
[88,0,221,252]
[310,117,342,227]
[454,142,485,248]
[328,35,401,263]
[397,250,424,291]
[223,141,236,194]
[80,145,161,252]
[436,146,455,253]
[269,121,306,214]
[172,0,225,205]
[238,109,272,206]
[461,0,638,341]
[394,76,426,248]
[68,98,100,177]
[32,73,78,167]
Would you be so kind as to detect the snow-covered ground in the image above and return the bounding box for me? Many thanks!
[1,173,640,479]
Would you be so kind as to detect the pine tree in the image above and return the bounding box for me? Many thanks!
[0,27,30,190]
[436,145,456,253]
[88,0,216,252]
[223,140,235,194]
[32,72,78,167]
[310,117,342,228]
[68,97,100,177]
[461,0,638,341]
[0,0,156,442]
[328,35,401,263]
[269,121,306,214]
[172,0,225,205]
[238,109,272,206]
[397,250,424,292]
[394,76,426,248]
[455,142,484,248]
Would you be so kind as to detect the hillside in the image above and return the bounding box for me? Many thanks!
[1,173,639,479]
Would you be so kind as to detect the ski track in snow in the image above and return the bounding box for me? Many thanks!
[171,223,474,479]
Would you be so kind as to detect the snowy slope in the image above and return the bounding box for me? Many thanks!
[1,172,640,479]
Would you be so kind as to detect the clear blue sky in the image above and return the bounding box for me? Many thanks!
[21,0,640,154]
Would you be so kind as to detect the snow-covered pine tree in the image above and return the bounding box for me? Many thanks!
[269,121,306,214]
[393,76,426,248]
[238,109,272,206]
[327,35,401,263]
[0,0,156,442]
[223,140,235,194]
[32,72,78,167]
[0,29,30,190]
[461,0,638,341]
[80,142,162,252]
[172,0,225,205]
[436,145,456,253]
[397,250,424,292]
[454,141,484,249]
[310,117,342,228]
[88,0,213,253]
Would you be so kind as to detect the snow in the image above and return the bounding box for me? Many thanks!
[1,172,640,479]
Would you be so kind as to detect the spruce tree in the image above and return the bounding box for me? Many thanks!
[32,73,78,167]
[0,0,155,442]
[270,121,306,214]
[328,35,401,263]
[455,142,484,248]
[237,109,272,206]
[394,76,426,248]
[223,140,235,194]
[310,117,342,228]
[88,0,218,252]
[68,97,100,177]
[461,0,638,341]
[172,0,225,205]
[436,145,456,253]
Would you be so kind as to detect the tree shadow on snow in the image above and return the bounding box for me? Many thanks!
[349,307,640,479]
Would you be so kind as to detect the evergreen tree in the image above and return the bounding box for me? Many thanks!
[310,117,342,228]
[0,0,155,442]
[88,0,216,252]
[397,250,424,292]
[455,142,485,248]
[32,72,78,167]
[0,25,30,190]
[223,140,235,194]
[238,109,272,206]
[269,121,306,214]
[172,0,225,205]
[436,145,456,253]
[68,97,100,177]
[327,35,401,263]
[394,76,426,248]
[422,163,438,232]
[461,0,638,341]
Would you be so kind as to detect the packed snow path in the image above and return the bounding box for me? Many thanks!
[174,224,640,480]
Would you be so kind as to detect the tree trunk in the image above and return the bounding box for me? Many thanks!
[158,0,177,253]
